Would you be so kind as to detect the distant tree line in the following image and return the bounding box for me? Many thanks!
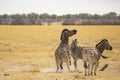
[0,12,120,25]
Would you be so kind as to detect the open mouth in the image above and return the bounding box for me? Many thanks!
[110,47,113,50]
[73,30,77,34]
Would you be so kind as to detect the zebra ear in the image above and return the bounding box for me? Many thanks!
[75,39,77,41]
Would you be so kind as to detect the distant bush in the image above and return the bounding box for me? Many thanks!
[0,12,120,25]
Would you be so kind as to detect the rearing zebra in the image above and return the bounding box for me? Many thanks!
[55,28,77,72]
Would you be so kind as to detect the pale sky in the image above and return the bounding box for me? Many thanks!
[0,0,120,15]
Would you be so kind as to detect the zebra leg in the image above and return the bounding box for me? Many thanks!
[56,60,60,72]
[63,57,71,71]
[89,61,94,76]
[84,60,87,76]
[88,63,91,76]
[85,67,87,76]
[65,54,72,71]
[68,55,71,66]
[55,56,61,72]
[60,61,63,70]
[91,64,94,76]
[56,61,59,72]
[94,62,99,75]
[74,59,77,71]
[67,61,72,71]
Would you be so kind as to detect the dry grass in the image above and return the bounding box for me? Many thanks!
[0,25,120,80]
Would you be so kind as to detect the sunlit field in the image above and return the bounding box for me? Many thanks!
[0,25,120,80]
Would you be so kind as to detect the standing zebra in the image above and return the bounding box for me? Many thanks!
[70,39,110,72]
[70,39,92,71]
[55,28,77,72]
[82,39,112,76]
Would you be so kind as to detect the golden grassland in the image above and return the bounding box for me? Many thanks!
[0,25,120,80]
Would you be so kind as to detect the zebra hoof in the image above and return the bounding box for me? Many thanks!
[69,70,72,72]
[94,73,97,76]
[56,70,58,73]
[91,72,93,76]
[88,74,90,76]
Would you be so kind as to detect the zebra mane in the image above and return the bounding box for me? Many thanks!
[60,28,69,41]
[95,39,108,53]
[96,39,108,48]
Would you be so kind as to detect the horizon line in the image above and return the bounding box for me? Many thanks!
[0,12,119,16]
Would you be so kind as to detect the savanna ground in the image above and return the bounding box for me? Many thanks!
[0,25,120,80]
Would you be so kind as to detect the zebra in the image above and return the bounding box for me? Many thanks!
[55,28,77,72]
[82,39,112,76]
[70,39,110,72]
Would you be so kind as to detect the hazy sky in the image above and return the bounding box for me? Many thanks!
[0,0,120,15]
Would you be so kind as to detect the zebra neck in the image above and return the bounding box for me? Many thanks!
[96,43,106,54]
[61,37,69,44]
[61,41,68,44]
[96,46,105,60]
[71,45,77,52]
